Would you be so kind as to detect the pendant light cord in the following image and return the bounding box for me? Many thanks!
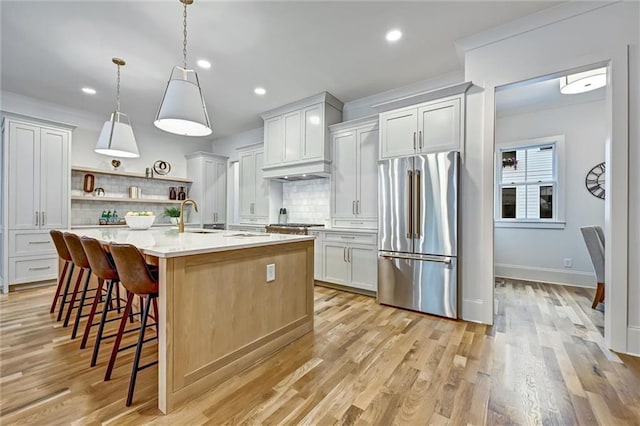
[116,63,121,113]
[183,1,188,69]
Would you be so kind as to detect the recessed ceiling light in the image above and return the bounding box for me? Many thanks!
[254,87,266,96]
[82,87,96,95]
[386,29,402,42]
[197,59,211,69]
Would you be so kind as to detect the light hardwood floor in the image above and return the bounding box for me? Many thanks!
[1,280,639,425]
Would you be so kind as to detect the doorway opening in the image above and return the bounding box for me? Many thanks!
[492,66,608,336]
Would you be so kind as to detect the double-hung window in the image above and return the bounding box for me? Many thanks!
[496,136,565,228]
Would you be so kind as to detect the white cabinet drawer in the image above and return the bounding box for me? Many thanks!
[239,217,268,225]
[9,231,55,256]
[9,255,58,284]
[323,232,376,245]
[331,219,377,230]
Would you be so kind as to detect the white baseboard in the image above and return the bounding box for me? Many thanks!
[627,326,640,357]
[462,298,491,325]
[495,263,595,288]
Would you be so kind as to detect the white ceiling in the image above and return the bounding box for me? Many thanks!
[1,1,563,140]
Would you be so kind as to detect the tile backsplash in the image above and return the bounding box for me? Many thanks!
[282,178,330,224]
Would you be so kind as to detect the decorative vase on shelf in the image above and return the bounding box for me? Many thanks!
[177,186,186,200]
[169,186,177,200]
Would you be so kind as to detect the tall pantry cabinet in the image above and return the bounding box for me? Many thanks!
[1,116,72,293]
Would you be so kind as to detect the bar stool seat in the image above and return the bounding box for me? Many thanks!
[49,230,75,319]
[106,242,159,407]
[63,233,99,339]
[79,236,133,367]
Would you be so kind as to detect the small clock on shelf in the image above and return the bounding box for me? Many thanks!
[585,162,605,200]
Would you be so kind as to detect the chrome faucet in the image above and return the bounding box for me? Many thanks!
[178,199,199,233]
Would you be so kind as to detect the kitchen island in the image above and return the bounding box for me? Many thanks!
[65,228,315,414]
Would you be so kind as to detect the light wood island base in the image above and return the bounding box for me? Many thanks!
[158,240,314,413]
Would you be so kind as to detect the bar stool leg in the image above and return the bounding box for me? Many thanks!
[56,263,75,322]
[64,268,85,327]
[91,279,116,367]
[80,277,104,349]
[50,261,70,313]
[71,268,93,339]
[126,294,153,406]
[105,292,134,381]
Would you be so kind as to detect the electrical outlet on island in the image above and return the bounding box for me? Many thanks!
[266,264,276,282]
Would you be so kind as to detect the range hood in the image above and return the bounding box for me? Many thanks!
[262,159,331,181]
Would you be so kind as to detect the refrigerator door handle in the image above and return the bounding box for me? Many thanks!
[415,170,421,238]
[407,170,413,238]
[379,252,452,265]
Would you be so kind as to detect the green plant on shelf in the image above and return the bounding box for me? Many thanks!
[163,207,181,218]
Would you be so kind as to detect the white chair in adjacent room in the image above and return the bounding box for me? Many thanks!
[580,225,605,309]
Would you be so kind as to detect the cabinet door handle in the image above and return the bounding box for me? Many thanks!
[419,130,423,150]
[29,241,51,245]
[356,200,360,215]
[35,211,39,226]
[343,247,347,262]
[41,211,45,226]
[29,266,51,271]
[413,132,417,151]
[348,247,352,263]
[352,201,356,215]
[341,236,356,239]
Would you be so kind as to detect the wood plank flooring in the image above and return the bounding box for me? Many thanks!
[1,280,639,425]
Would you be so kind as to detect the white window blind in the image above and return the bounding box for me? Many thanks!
[499,143,556,220]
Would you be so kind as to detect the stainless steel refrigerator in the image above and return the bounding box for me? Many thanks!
[377,151,459,319]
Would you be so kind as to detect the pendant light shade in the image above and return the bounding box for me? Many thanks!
[154,66,212,136]
[95,112,140,158]
[94,58,140,158]
[154,0,212,137]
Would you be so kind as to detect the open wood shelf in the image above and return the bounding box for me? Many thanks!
[71,166,192,183]
[71,196,183,204]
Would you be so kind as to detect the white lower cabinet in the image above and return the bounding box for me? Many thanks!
[320,231,377,292]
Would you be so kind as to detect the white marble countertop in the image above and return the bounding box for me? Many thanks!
[66,228,313,258]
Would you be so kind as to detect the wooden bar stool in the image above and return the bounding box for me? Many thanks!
[62,233,96,339]
[49,230,75,320]
[79,236,129,366]
[105,243,159,406]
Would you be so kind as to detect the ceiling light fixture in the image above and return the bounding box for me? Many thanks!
[155,0,212,137]
[386,29,402,42]
[82,87,96,95]
[94,58,140,158]
[197,59,211,69]
[559,67,607,94]
[254,87,266,96]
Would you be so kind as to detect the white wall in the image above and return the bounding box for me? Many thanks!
[460,1,639,354]
[494,99,606,287]
[1,91,213,178]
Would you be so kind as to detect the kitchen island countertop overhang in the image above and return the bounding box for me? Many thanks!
[63,227,315,414]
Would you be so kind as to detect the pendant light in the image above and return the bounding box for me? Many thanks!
[95,58,140,158]
[154,0,212,137]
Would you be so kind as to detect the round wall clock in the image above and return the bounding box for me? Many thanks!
[585,162,605,199]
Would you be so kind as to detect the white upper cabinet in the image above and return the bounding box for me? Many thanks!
[379,95,463,159]
[6,120,70,230]
[260,92,342,179]
[238,146,280,224]
[186,152,228,226]
[330,117,379,229]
